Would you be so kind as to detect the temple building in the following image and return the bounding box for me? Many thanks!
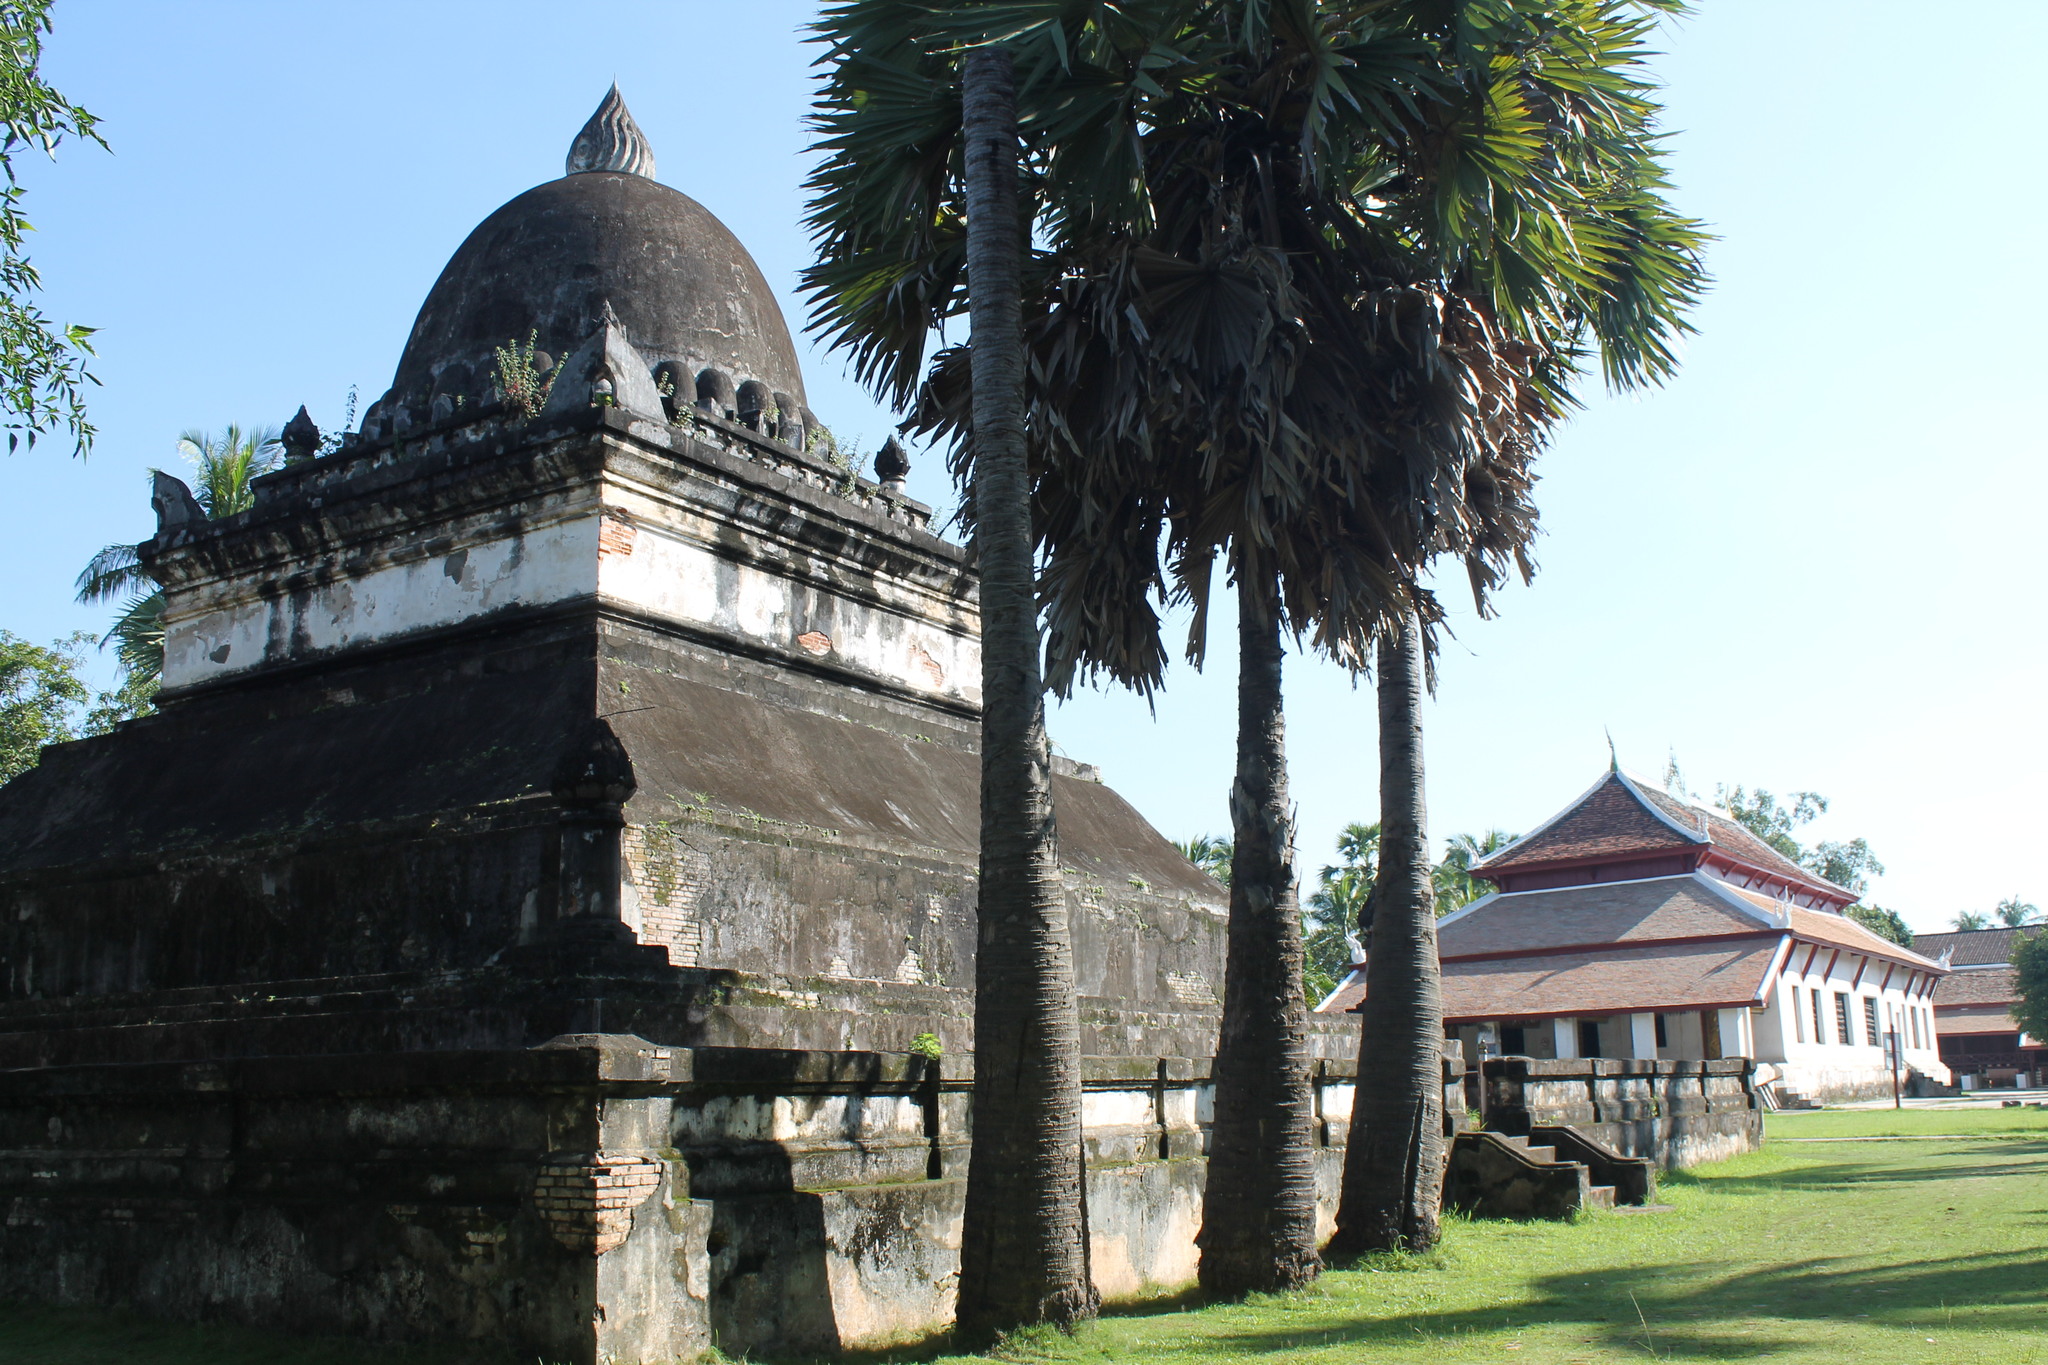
[1319,767,1950,1103]
[1911,927,2046,1089]
[0,90,1360,1364]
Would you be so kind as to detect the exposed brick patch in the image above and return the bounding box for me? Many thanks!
[796,630,833,656]
[531,1152,664,1255]
[598,513,638,558]
[909,641,945,689]
[623,824,706,966]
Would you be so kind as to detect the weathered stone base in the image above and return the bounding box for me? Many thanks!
[1478,1057,1762,1170]
[0,1035,1364,1362]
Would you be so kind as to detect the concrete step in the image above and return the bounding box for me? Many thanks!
[1585,1185,1616,1211]
[1497,1135,1562,1165]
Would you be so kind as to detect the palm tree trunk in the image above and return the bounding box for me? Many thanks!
[1330,611,1444,1254]
[953,45,1096,1348]
[1196,566,1322,1295]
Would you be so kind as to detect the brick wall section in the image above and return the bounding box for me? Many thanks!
[623,824,706,966]
[532,1153,665,1254]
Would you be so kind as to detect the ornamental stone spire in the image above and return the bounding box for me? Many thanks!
[566,84,655,179]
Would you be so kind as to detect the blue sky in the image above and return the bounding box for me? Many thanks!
[3,1,2042,929]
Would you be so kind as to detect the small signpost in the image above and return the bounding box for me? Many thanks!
[1885,1028,1903,1109]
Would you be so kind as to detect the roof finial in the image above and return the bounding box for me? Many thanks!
[1605,727,1618,773]
[566,84,656,179]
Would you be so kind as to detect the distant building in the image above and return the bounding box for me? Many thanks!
[1911,927,2045,1089]
[1318,768,1950,1102]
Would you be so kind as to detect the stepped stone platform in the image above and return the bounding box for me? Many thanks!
[0,91,1365,1364]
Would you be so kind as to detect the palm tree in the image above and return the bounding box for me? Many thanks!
[1176,834,1233,886]
[805,11,1093,1342]
[1995,898,2042,928]
[954,44,1095,1344]
[808,0,1702,1282]
[1433,830,1516,917]
[1333,0,1709,1255]
[1347,611,1442,1241]
[76,426,281,696]
[1953,911,1991,932]
[1305,822,1378,1002]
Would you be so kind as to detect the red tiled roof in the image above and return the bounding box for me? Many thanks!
[1758,898,1945,971]
[1634,785,1832,891]
[1437,941,1781,1021]
[1318,938,1782,1019]
[1933,966,2017,1007]
[1475,770,1850,902]
[1473,772,1699,872]
[1439,877,1767,958]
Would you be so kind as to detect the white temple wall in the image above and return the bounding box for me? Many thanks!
[162,512,599,689]
[159,491,980,705]
[1770,949,1948,1098]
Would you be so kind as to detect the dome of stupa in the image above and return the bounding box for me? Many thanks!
[383,87,806,418]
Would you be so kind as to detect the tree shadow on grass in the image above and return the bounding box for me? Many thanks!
[1192,1244,2048,1362]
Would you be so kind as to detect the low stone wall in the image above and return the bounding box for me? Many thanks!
[0,1035,1382,1362]
[1479,1057,1761,1170]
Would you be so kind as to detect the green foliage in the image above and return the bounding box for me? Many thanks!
[2009,929,2048,1045]
[1845,904,1914,948]
[1174,834,1233,886]
[1431,829,1517,917]
[1954,910,1992,932]
[805,0,1710,696]
[1994,896,2041,928]
[0,629,146,783]
[909,1031,943,1061]
[1716,786,1826,863]
[1294,824,1518,1003]
[0,629,84,780]
[1304,822,1379,1003]
[490,331,554,418]
[1716,784,1886,895]
[0,0,103,455]
[74,427,283,699]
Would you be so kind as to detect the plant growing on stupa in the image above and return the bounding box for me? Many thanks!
[491,331,555,418]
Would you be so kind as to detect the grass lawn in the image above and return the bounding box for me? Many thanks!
[3,1107,2043,1365]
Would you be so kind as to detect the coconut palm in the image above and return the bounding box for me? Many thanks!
[76,425,281,694]
[1433,829,1517,917]
[1177,834,1234,886]
[1995,898,2042,928]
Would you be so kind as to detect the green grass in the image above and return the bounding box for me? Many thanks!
[1766,1105,2048,1140]
[5,1113,2046,1365]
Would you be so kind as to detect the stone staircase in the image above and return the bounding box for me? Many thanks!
[1765,1082,1822,1110]
[1444,1126,1655,1220]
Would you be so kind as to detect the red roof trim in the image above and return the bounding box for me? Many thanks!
[1852,955,1870,989]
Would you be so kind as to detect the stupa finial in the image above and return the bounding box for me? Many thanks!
[566,84,656,179]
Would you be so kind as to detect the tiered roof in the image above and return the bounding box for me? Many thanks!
[1473,769,1856,908]
[1318,768,1945,1021]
